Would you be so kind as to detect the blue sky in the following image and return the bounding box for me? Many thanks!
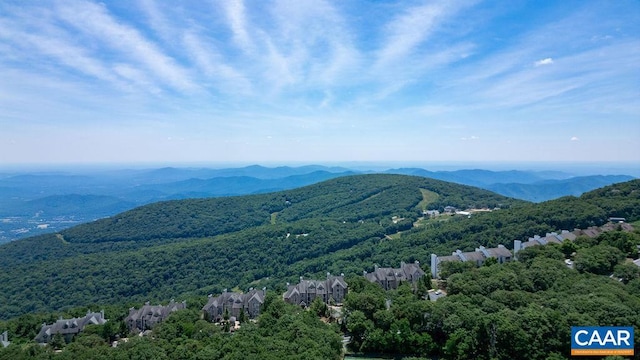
[0,0,639,165]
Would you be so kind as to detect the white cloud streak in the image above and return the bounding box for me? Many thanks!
[376,1,448,68]
[0,0,638,163]
[55,0,196,92]
[443,2,640,112]
[534,57,554,67]
[368,0,478,98]
[223,0,254,53]
[138,0,174,43]
[182,31,252,95]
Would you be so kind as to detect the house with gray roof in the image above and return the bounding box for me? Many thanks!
[513,223,635,261]
[125,300,186,333]
[202,288,265,323]
[601,221,634,232]
[1,331,9,348]
[513,230,580,259]
[431,245,512,279]
[34,310,107,344]
[575,226,603,238]
[483,244,514,261]
[283,273,348,307]
[364,261,425,290]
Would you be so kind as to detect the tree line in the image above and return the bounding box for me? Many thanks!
[343,228,640,359]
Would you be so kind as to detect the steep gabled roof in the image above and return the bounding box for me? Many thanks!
[203,290,265,311]
[35,311,107,343]
[329,276,347,288]
[486,246,512,258]
[126,300,187,329]
[284,275,348,301]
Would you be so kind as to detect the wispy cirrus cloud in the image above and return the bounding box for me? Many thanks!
[182,31,253,95]
[376,1,450,67]
[223,0,255,54]
[138,0,174,44]
[0,6,123,86]
[1,24,121,87]
[55,0,196,92]
[0,0,638,163]
[442,2,640,113]
[211,0,363,102]
[367,0,478,99]
[474,40,640,108]
[260,0,360,91]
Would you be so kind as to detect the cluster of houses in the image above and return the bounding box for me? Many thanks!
[24,263,426,346]
[28,303,190,346]
[283,274,348,307]
[430,245,513,279]
[125,300,187,334]
[11,221,635,347]
[34,311,107,344]
[202,288,266,323]
[513,230,576,257]
[430,222,636,278]
[514,222,634,259]
[363,261,425,291]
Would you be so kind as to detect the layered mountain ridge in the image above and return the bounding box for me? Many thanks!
[0,174,638,320]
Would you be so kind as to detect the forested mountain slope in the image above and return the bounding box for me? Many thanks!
[2,165,633,243]
[48,174,517,244]
[0,175,638,320]
[0,166,354,243]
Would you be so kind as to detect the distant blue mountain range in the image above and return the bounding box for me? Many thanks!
[384,168,634,202]
[0,165,634,243]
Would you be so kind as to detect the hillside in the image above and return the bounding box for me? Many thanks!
[2,165,634,243]
[0,167,355,242]
[0,174,519,319]
[0,175,638,321]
